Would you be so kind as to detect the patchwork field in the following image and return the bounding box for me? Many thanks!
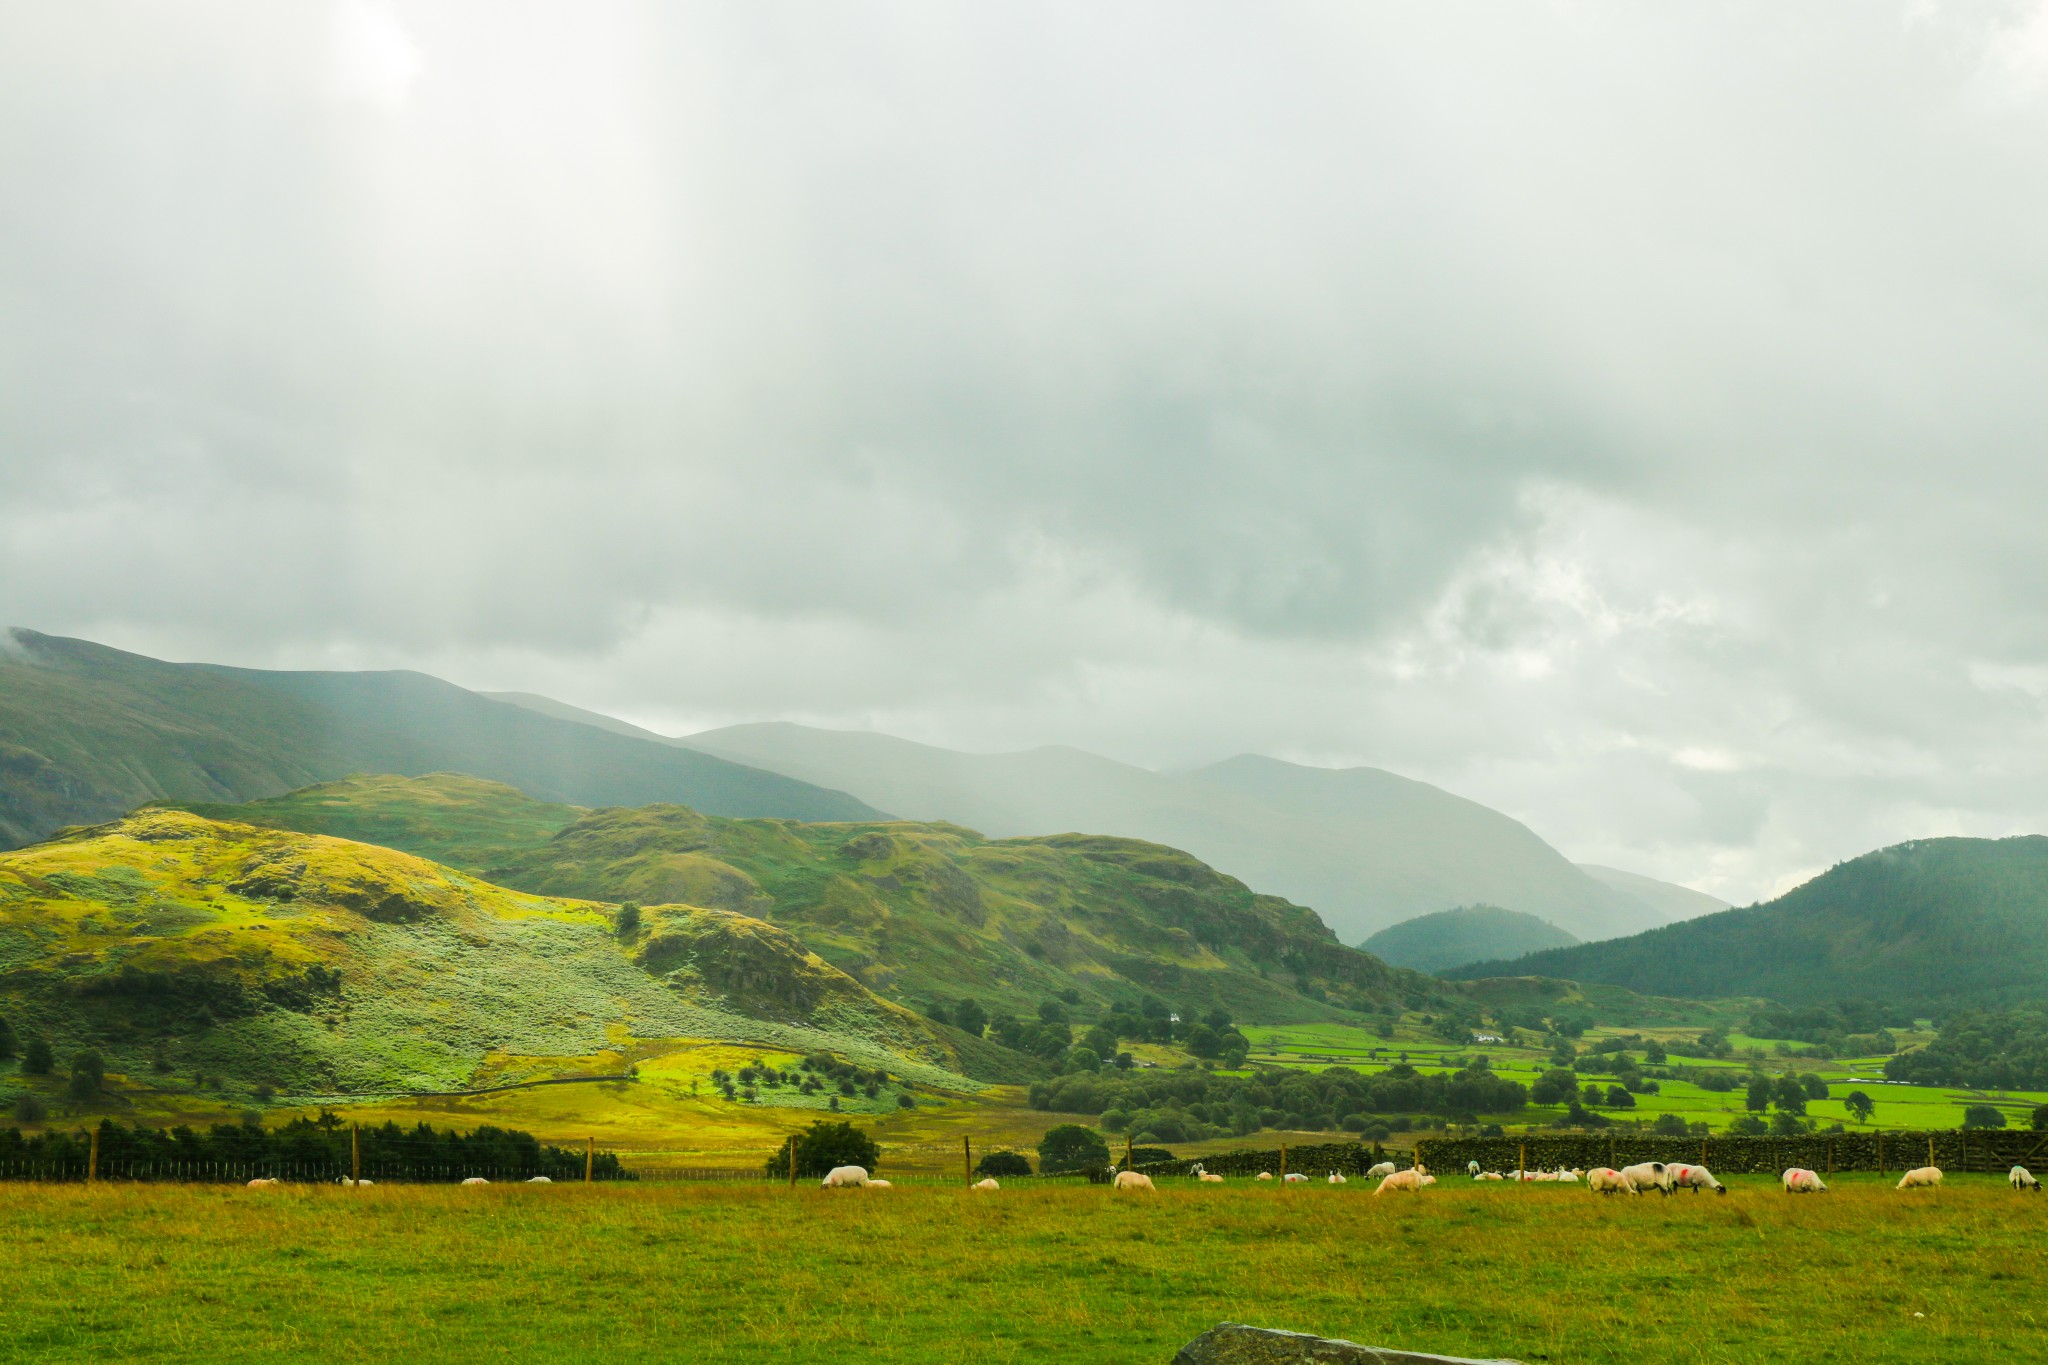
[1,1175,2037,1364]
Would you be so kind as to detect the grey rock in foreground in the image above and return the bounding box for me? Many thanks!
[1173,1323,1524,1365]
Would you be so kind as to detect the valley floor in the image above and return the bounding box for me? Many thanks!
[0,1176,2034,1364]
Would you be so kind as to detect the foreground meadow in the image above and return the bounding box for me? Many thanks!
[0,1175,2036,1364]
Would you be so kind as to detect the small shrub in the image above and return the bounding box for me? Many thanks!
[614,901,642,937]
[1963,1104,2008,1129]
[11,1093,46,1124]
[67,1051,105,1101]
[976,1150,1033,1177]
[22,1039,52,1077]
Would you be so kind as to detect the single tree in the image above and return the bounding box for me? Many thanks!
[2032,1104,2048,1132]
[1652,1112,1688,1136]
[952,998,988,1038]
[1182,1025,1222,1059]
[975,1150,1033,1178]
[1530,1068,1579,1105]
[1643,1039,1667,1065]
[10,1093,46,1124]
[23,1038,53,1076]
[1037,999,1071,1026]
[1605,1085,1636,1109]
[1798,1073,1829,1101]
[1745,1077,1774,1113]
[614,901,642,937]
[1962,1104,2008,1130]
[67,1050,105,1101]
[1844,1090,1875,1124]
[764,1119,881,1178]
[1063,1047,1101,1074]
[1037,1124,1111,1173]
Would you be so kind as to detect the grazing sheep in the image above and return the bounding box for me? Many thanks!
[336,1177,375,1188]
[526,1176,552,1184]
[2012,1166,2040,1192]
[866,1179,892,1189]
[1620,1162,1674,1195]
[1113,1170,1156,1192]
[245,1178,280,1189]
[821,1165,871,1189]
[1419,1174,1436,1186]
[1374,1169,1429,1194]
[1467,1160,1481,1176]
[1476,1171,1504,1181]
[1326,1172,1347,1184]
[461,1177,490,1186]
[1555,1170,1580,1183]
[1283,1172,1310,1183]
[1532,1170,1559,1182]
[1256,1171,1274,1181]
[1364,1162,1396,1179]
[1783,1168,1828,1194]
[1896,1166,1942,1191]
[1587,1167,1634,1195]
[1668,1164,1725,1195]
[972,1178,999,1191]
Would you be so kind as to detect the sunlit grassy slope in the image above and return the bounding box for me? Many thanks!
[0,809,1000,1111]
[175,774,1437,1023]
[2,1178,2039,1364]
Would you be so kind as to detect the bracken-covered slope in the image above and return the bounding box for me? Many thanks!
[0,629,885,850]
[0,808,997,1101]
[1362,905,1581,975]
[1446,835,2048,1015]
[175,775,1440,1023]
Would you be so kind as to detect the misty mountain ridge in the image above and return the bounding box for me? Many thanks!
[1363,905,1582,975]
[0,630,883,850]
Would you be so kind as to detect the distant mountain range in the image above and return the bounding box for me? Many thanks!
[658,720,1716,944]
[1362,905,1581,975]
[1445,836,2048,1014]
[0,630,882,849]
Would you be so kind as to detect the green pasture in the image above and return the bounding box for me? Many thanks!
[1,1175,2039,1364]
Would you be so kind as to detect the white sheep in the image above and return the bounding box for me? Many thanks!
[1667,1164,1724,1195]
[1532,1170,1559,1182]
[245,1177,280,1189]
[1326,1172,1346,1184]
[1782,1168,1828,1193]
[972,1177,999,1191]
[461,1177,490,1186]
[1895,1166,1941,1191]
[1256,1171,1274,1180]
[1586,1167,1634,1195]
[1555,1170,1580,1183]
[1620,1162,1674,1195]
[866,1179,892,1188]
[821,1165,870,1188]
[1467,1160,1481,1176]
[1476,1171,1504,1181]
[2012,1166,2040,1192]
[1374,1169,1429,1194]
[1191,1163,1226,1183]
[1282,1172,1309,1183]
[526,1176,552,1184]
[336,1177,375,1188]
[1364,1161,1396,1179]
[1113,1170,1156,1192]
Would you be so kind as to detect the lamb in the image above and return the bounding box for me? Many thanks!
[336,1177,375,1187]
[972,1178,999,1191]
[1113,1170,1156,1192]
[1374,1169,1429,1194]
[1782,1168,1828,1193]
[461,1177,490,1186]
[245,1177,280,1189]
[1620,1162,1674,1195]
[821,1166,870,1188]
[1364,1162,1396,1179]
[1667,1164,1725,1195]
[1326,1172,1347,1184]
[2012,1166,2041,1192]
[1586,1167,1634,1195]
[1895,1166,1942,1191]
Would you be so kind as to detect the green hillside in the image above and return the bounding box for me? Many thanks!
[664,721,1673,943]
[172,775,1439,1024]
[0,629,884,850]
[0,808,996,1107]
[1446,835,2048,1015]
[1362,905,1580,974]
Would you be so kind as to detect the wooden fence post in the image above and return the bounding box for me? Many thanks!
[88,1126,98,1184]
[351,1125,361,1188]
[963,1136,971,1184]
[1518,1142,1526,1177]
[1877,1130,1884,1177]
[1827,1140,1834,1176]
[1279,1144,1288,1179]
[788,1135,797,1188]
[585,1136,594,1184]
[1929,1135,1935,1170]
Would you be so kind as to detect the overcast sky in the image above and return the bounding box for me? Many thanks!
[6,2,2048,903]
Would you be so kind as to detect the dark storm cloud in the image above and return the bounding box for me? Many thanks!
[5,1,2048,899]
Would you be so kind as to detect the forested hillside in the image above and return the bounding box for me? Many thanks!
[1447,836,2048,1015]
[1363,905,1580,973]
[173,774,1442,1024]
[0,629,882,849]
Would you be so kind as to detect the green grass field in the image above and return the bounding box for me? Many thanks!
[0,1175,2035,1364]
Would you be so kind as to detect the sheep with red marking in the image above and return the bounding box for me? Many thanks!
[1668,1164,1725,1195]
[1586,1167,1633,1195]
[1782,1168,1828,1193]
